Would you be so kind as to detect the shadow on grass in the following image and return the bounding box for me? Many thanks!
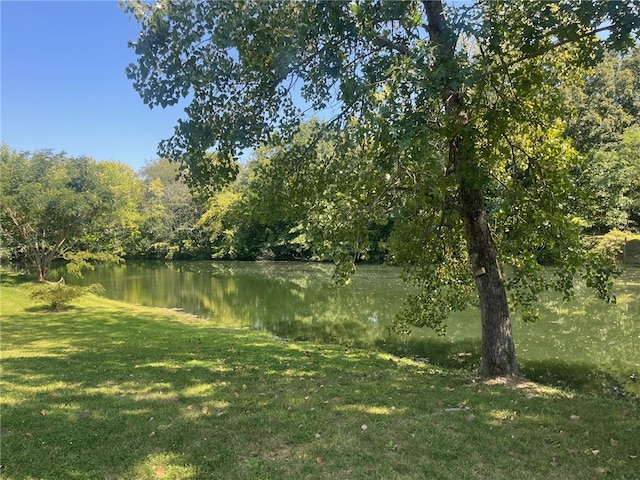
[2,300,639,480]
[376,335,482,371]
[374,334,639,399]
[0,307,321,478]
[520,359,638,398]
[24,304,81,313]
[0,304,497,479]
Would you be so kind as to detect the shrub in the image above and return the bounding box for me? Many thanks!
[30,283,105,311]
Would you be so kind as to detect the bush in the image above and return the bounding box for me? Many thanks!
[590,230,640,263]
[30,283,105,311]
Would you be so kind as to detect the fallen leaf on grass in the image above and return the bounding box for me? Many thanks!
[570,415,580,421]
[316,457,325,464]
[591,449,600,456]
[610,439,619,447]
[24,432,32,439]
[40,410,47,416]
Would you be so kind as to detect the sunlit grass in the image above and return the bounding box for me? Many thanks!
[1,271,639,479]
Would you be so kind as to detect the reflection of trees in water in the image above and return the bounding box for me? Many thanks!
[73,261,403,348]
[203,264,391,348]
[518,272,640,396]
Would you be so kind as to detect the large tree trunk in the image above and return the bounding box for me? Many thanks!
[448,133,518,376]
[456,157,518,376]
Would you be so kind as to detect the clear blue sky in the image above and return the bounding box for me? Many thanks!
[1,0,186,171]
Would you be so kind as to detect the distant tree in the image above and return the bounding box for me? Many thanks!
[563,48,640,232]
[138,158,211,259]
[565,47,640,153]
[582,126,640,231]
[197,168,251,259]
[93,161,145,257]
[126,0,639,376]
[0,146,123,281]
[200,121,334,261]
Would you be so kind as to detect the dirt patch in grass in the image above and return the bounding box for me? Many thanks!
[483,375,544,390]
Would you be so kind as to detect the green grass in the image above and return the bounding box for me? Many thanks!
[1,271,638,479]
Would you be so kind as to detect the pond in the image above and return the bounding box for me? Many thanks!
[68,261,640,396]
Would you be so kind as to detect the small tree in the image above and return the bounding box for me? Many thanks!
[0,146,124,281]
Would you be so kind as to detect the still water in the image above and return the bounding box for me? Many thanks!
[69,261,640,394]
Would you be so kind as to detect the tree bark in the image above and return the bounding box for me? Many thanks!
[455,144,518,376]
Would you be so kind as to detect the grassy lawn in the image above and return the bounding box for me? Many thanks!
[1,271,638,479]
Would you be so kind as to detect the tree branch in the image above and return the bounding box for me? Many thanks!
[373,35,416,58]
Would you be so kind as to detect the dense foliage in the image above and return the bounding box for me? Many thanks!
[136,158,212,259]
[564,48,640,232]
[0,150,217,277]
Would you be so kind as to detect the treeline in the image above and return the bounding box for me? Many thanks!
[0,151,207,270]
[0,140,385,268]
[1,48,639,279]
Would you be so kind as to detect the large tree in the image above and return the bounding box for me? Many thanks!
[125,0,639,376]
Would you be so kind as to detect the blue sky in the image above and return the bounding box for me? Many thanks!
[1,1,186,171]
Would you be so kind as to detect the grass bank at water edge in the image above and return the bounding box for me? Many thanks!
[1,271,638,479]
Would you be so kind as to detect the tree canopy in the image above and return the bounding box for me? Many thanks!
[125,0,640,376]
[563,47,640,232]
[137,158,212,259]
[0,146,130,281]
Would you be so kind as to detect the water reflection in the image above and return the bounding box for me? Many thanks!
[515,269,640,395]
[70,261,402,349]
